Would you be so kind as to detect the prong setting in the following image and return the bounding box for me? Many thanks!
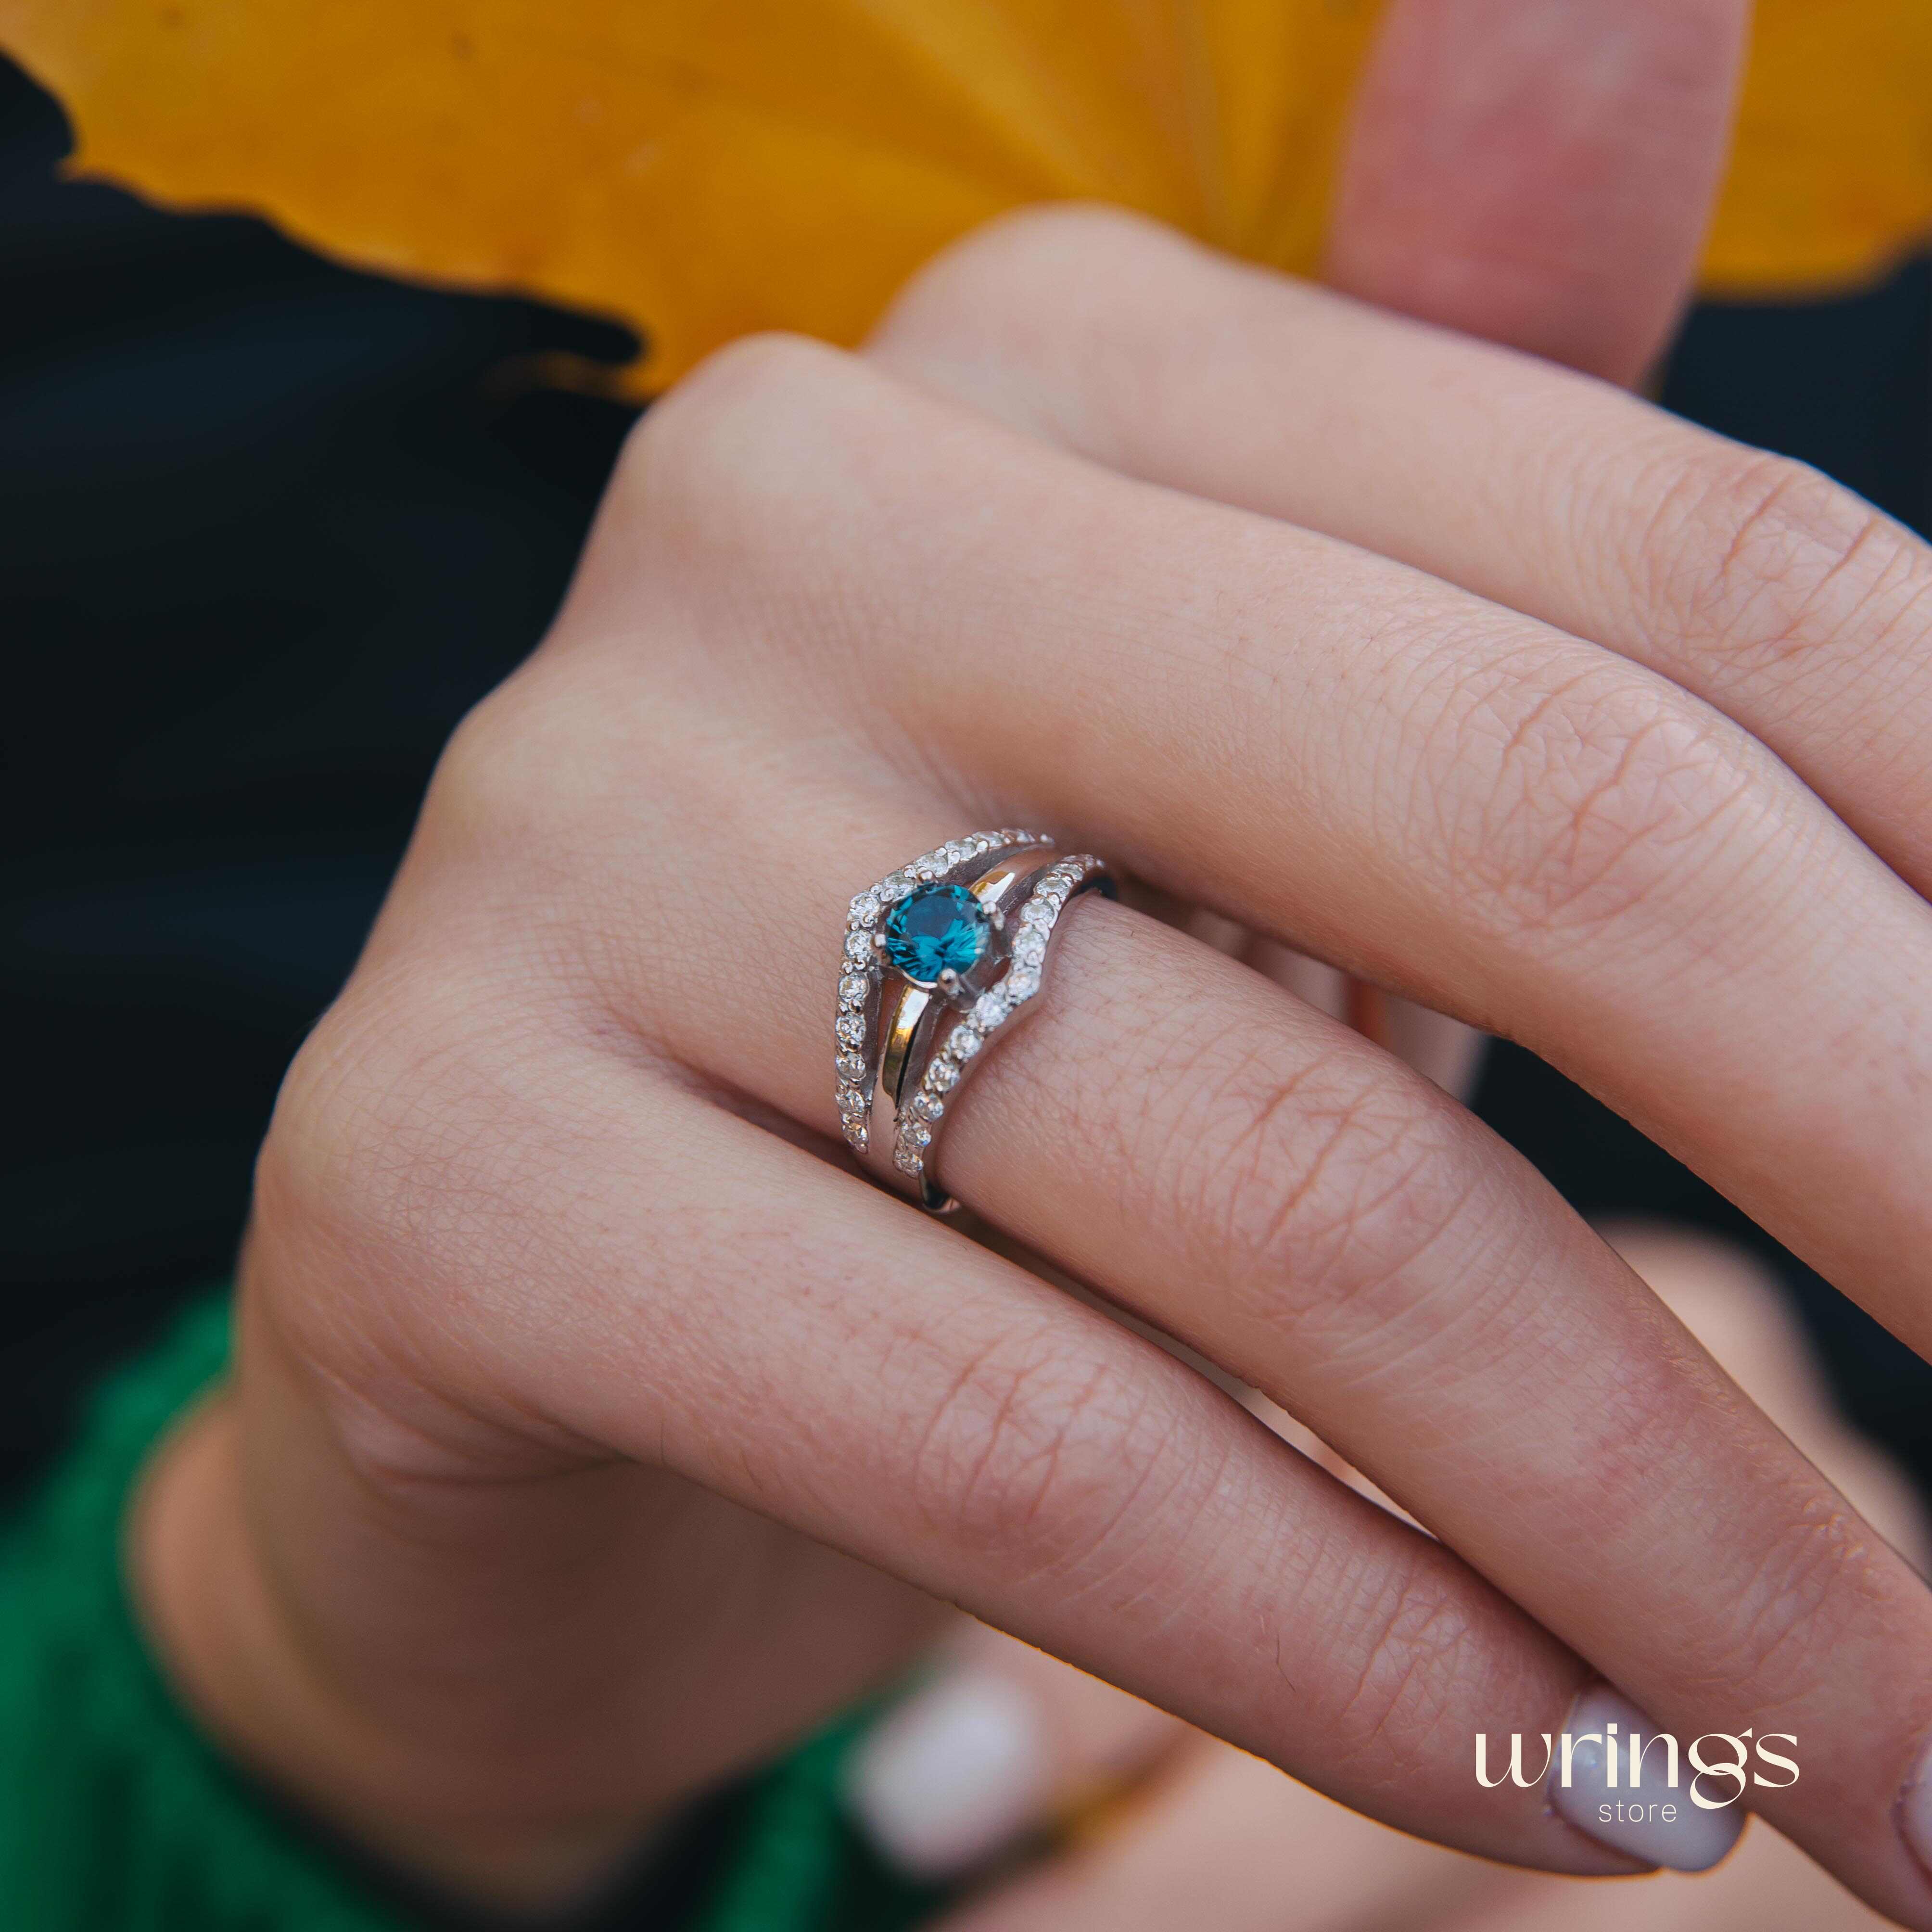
[834,831,1050,1157]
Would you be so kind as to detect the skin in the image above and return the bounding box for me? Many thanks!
[128,1,1932,1924]
[929,1230,1932,1932]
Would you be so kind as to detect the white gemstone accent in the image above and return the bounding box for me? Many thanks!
[1013,930,1046,966]
[912,1092,943,1121]
[836,1014,865,1044]
[845,930,873,963]
[928,1060,958,1093]
[1006,967,1041,1001]
[839,973,868,1003]
[879,873,911,902]
[909,1123,932,1149]
[836,1051,865,1083]
[836,1085,865,1114]
[972,991,1009,1029]
[850,892,880,926]
[949,1026,982,1061]
[1019,900,1052,928]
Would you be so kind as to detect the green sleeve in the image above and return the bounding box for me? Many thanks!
[0,1295,939,1932]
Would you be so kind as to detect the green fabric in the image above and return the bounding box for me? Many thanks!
[0,1294,939,1932]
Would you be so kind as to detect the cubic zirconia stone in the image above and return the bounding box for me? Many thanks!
[928,1060,959,1092]
[836,1085,865,1114]
[839,973,868,1003]
[909,1123,932,1149]
[845,930,874,963]
[1013,931,1047,966]
[912,1092,943,1121]
[879,873,911,902]
[949,1026,982,1060]
[1006,968,1041,1001]
[972,991,1008,1029]
[1019,900,1052,928]
[882,884,990,984]
[850,892,880,926]
[835,1052,865,1083]
[836,1014,865,1044]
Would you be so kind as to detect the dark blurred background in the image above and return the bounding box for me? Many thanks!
[3,50,1929,1510]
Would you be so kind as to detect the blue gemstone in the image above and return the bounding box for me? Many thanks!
[882,884,989,983]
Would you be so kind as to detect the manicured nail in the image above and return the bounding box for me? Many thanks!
[1547,1684,1745,1872]
[845,1669,1052,1878]
[1902,1736,1932,1881]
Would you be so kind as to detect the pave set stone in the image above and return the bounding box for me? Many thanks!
[832,831,1047,1156]
[890,854,1107,1183]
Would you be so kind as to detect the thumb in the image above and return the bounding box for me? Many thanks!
[1325,0,1751,385]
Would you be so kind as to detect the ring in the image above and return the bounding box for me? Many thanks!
[834,831,1115,1212]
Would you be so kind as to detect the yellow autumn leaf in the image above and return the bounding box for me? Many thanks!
[0,0,1928,392]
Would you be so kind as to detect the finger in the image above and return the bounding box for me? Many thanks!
[845,1623,1184,1880]
[631,333,1932,1374]
[1326,0,1749,384]
[1603,1225,1932,1572]
[270,984,1635,1878]
[502,619,1919,1901]
[572,347,1932,1910]
[931,1738,1499,1932]
[872,213,1932,896]
[631,753,1907,1905]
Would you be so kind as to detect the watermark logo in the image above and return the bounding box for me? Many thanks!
[1476,1722,1798,1819]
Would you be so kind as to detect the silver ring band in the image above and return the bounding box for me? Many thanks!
[833,832,1114,1213]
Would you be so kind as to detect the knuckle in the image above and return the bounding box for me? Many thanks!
[259,957,601,1353]
[599,331,902,655]
[1689,1496,1876,1704]
[1322,1556,1484,1777]
[422,651,662,872]
[907,1326,1190,1576]
[1436,661,1762,941]
[610,330,869,545]
[260,971,504,1260]
[633,330,849,458]
[1158,1028,1477,1333]
[422,674,552,836]
[874,203,1206,445]
[891,201,1176,321]
[1642,443,1932,679]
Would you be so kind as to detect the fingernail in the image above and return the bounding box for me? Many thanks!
[1902,1736,1932,1881]
[1546,1684,1746,1873]
[844,1669,1052,1879]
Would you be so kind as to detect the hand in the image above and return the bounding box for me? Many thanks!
[132,4,1932,1925]
[873,1235,1930,1930]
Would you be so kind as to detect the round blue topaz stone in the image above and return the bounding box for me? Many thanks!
[881,884,989,985]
